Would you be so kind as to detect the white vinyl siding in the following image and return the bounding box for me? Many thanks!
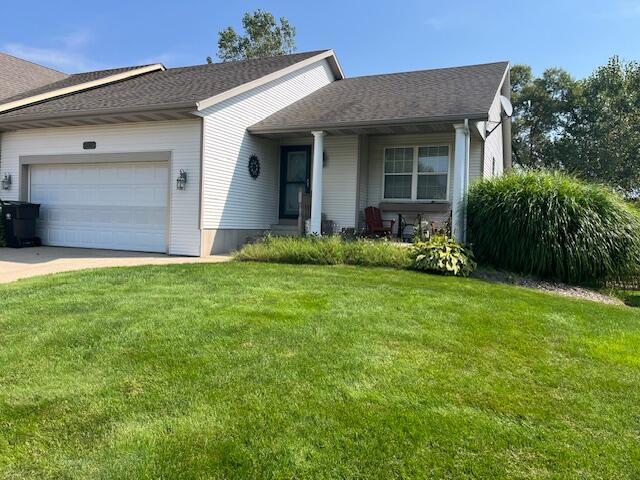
[0,120,202,255]
[356,135,370,215]
[322,135,359,230]
[200,59,335,230]
[483,92,504,178]
[469,136,483,184]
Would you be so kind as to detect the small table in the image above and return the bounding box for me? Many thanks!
[397,213,425,242]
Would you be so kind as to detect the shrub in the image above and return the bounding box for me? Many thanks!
[410,235,476,277]
[467,170,640,283]
[234,235,412,268]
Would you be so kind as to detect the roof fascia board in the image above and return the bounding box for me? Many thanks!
[196,50,343,112]
[248,113,489,135]
[489,62,511,117]
[0,101,196,126]
[0,64,166,114]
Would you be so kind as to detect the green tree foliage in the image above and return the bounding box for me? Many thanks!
[511,65,577,169]
[209,10,296,63]
[511,57,640,196]
[561,57,640,194]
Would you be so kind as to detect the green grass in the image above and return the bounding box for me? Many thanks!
[612,289,640,307]
[1,262,639,479]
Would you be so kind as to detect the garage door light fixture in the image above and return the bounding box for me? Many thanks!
[177,169,187,190]
[1,174,11,190]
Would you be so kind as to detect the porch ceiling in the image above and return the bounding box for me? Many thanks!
[251,121,465,139]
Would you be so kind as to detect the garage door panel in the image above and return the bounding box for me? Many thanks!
[31,162,168,253]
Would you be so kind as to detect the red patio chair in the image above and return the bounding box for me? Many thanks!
[364,206,395,237]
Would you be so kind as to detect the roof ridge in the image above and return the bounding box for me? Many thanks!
[344,61,510,81]
[163,49,331,72]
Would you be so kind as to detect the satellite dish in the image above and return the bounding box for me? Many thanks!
[500,95,513,117]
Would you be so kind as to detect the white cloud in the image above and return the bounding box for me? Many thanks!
[2,29,100,72]
[3,43,96,71]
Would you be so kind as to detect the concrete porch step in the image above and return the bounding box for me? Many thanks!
[269,223,300,237]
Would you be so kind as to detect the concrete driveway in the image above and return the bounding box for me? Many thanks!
[0,247,230,284]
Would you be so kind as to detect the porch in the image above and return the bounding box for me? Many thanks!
[257,121,487,241]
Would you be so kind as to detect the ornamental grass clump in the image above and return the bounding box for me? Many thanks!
[410,235,476,277]
[467,170,640,284]
[234,235,412,269]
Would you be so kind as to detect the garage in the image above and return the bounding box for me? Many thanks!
[29,162,169,253]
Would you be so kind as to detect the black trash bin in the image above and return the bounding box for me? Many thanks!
[0,200,42,248]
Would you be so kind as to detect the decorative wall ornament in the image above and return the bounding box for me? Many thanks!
[248,154,261,179]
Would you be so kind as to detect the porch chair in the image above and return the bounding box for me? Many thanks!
[364,206,395,237]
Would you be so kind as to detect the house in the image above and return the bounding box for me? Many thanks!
[0,50,511,256]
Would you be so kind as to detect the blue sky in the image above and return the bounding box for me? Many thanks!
[2,0,640,78]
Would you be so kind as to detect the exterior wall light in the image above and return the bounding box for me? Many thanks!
[1,174,11,190]
[176,169,187,190]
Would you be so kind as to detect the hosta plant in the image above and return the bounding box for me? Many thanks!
[411,235,476,277]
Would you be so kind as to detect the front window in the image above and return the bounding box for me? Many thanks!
[384,145,449,201]
[383,147,413,199]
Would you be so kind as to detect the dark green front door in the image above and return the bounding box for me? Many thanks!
[279,145,311,219]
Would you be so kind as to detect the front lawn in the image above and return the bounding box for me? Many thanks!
[1,263,639,479]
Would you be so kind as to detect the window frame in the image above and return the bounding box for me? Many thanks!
[382,144,452,202]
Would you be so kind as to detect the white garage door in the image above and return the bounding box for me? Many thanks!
[30,162,169,253]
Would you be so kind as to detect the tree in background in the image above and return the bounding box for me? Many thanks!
[561,57,640,194]
[510,64,577,169]
[208,10,296,63]
[511,56,640,196]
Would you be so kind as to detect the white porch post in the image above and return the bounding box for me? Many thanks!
[310,131,325,235]
[452,121,470,242]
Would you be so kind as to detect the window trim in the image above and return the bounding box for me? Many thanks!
[382,144,452,202]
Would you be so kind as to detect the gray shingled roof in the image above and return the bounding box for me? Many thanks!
[249,61,509,132]
[0,53,67,101]
[0,51,328,121]
[0,65,149,105]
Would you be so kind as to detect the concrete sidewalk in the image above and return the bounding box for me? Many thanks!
[0,247,230,284]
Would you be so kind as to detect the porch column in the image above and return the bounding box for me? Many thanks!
[452,122,470,242]
[310,131,325,235]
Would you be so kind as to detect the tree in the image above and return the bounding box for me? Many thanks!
[510,64,577,169]
[561,57,640,194]
[209,10,296,63]
[510,56,640,196]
